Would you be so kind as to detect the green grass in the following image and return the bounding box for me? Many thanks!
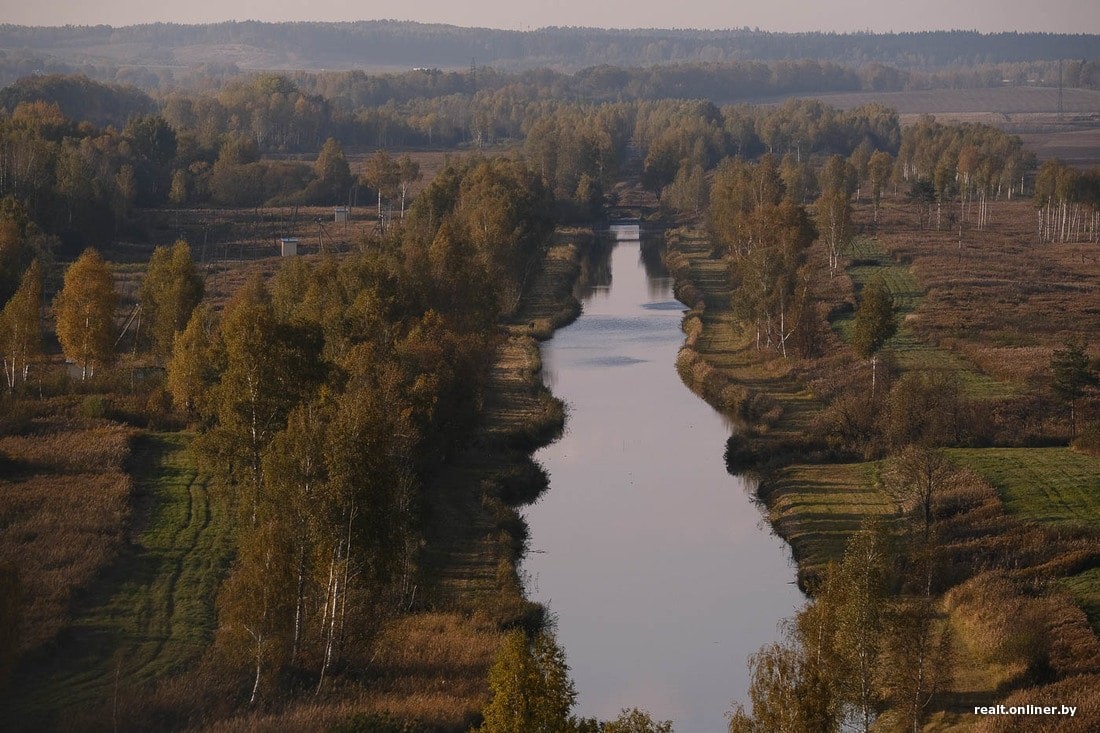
[1059,568,1100,635]
[947,447,1100,524]
[833,237,1013,400]
[764,461,894,575]
[9,432,234,725]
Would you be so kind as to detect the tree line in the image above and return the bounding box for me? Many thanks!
[164,155,553,701]
[3,22,1099,77]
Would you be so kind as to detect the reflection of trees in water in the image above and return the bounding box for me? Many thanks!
[575,234,615,301]
[574,228,671,302]
[639,235,668,278]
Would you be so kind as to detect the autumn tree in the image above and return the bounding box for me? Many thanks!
[601,709,674,733]
[166,304,217,416]
[140,239,204,362]
[313,137,352,202]
[476,629,578,733]
[54,248,118,380]
[0,259,41,393]
[397,153,422,218]
[200,276,325,523]
[851,278,897,397]
[362,150,401,222]
[826,522,891,732]
[867,150,894,224]
[816,156,854,277]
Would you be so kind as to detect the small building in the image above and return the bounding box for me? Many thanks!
[280,238,299,257]
[334,206,350,223]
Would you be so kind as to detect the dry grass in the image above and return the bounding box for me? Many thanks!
[864,198,1100,388]
[0,422,134,655]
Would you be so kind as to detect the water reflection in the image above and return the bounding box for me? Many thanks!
[526,228,801,733]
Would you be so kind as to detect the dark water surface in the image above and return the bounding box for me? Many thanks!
[524,229,802,733]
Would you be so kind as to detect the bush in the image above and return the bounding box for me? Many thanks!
[1072,423,1100,456]
[80,394,111,419]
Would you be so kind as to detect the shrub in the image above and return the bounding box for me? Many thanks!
[1072,423,1100,456]
[80,394,110,419]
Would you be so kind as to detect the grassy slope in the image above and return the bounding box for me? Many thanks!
[6,432,233,730]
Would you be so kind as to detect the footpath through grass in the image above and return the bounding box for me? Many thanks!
[833,237,1014,401]
[8,432,233,728]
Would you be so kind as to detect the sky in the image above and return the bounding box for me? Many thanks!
[4,0,1100,34]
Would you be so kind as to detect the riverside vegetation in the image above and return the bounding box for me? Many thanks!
[0,47,1099,733]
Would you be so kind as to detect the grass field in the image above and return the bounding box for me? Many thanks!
[762,461,892,578]
[832,236,1015,400]
[946,447,1100,525]
[4,432,234,729]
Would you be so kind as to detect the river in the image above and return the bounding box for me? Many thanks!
[524,225,802,733]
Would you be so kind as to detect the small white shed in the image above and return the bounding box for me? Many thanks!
[280,238,299,256]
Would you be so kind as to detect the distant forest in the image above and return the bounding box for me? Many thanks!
[0,21,1098,83]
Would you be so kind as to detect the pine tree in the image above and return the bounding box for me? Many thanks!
[1051,336,1097,438]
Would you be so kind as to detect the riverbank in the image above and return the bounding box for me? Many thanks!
[662,206,1100,731]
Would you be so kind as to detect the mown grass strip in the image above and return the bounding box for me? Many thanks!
[11,432,233,724]
[763,461,892,578]
[833,237,1013,400]
[947,447,1100,525]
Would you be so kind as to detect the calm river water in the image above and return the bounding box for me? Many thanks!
[524,227,802,733]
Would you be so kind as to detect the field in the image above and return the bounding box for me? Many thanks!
[761,461,890,577]
[831,236,1014,400]
[946,447,1100,525]
[864,198,1100,391]
[2,432,234,730]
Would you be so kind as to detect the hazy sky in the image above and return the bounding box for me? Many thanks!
[5,0,1100,34]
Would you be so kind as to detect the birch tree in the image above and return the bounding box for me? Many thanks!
[0,259,41,393]
[54,248,118,381]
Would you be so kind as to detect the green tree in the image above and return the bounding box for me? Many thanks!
[851,279,897,397]
[1051,336,1097,438]
[54,248,118,380]
[602,709,674,733]
[140,239,204,362]
[477,629,578,733]
[313,137,352,201]
[0,259,42,393]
